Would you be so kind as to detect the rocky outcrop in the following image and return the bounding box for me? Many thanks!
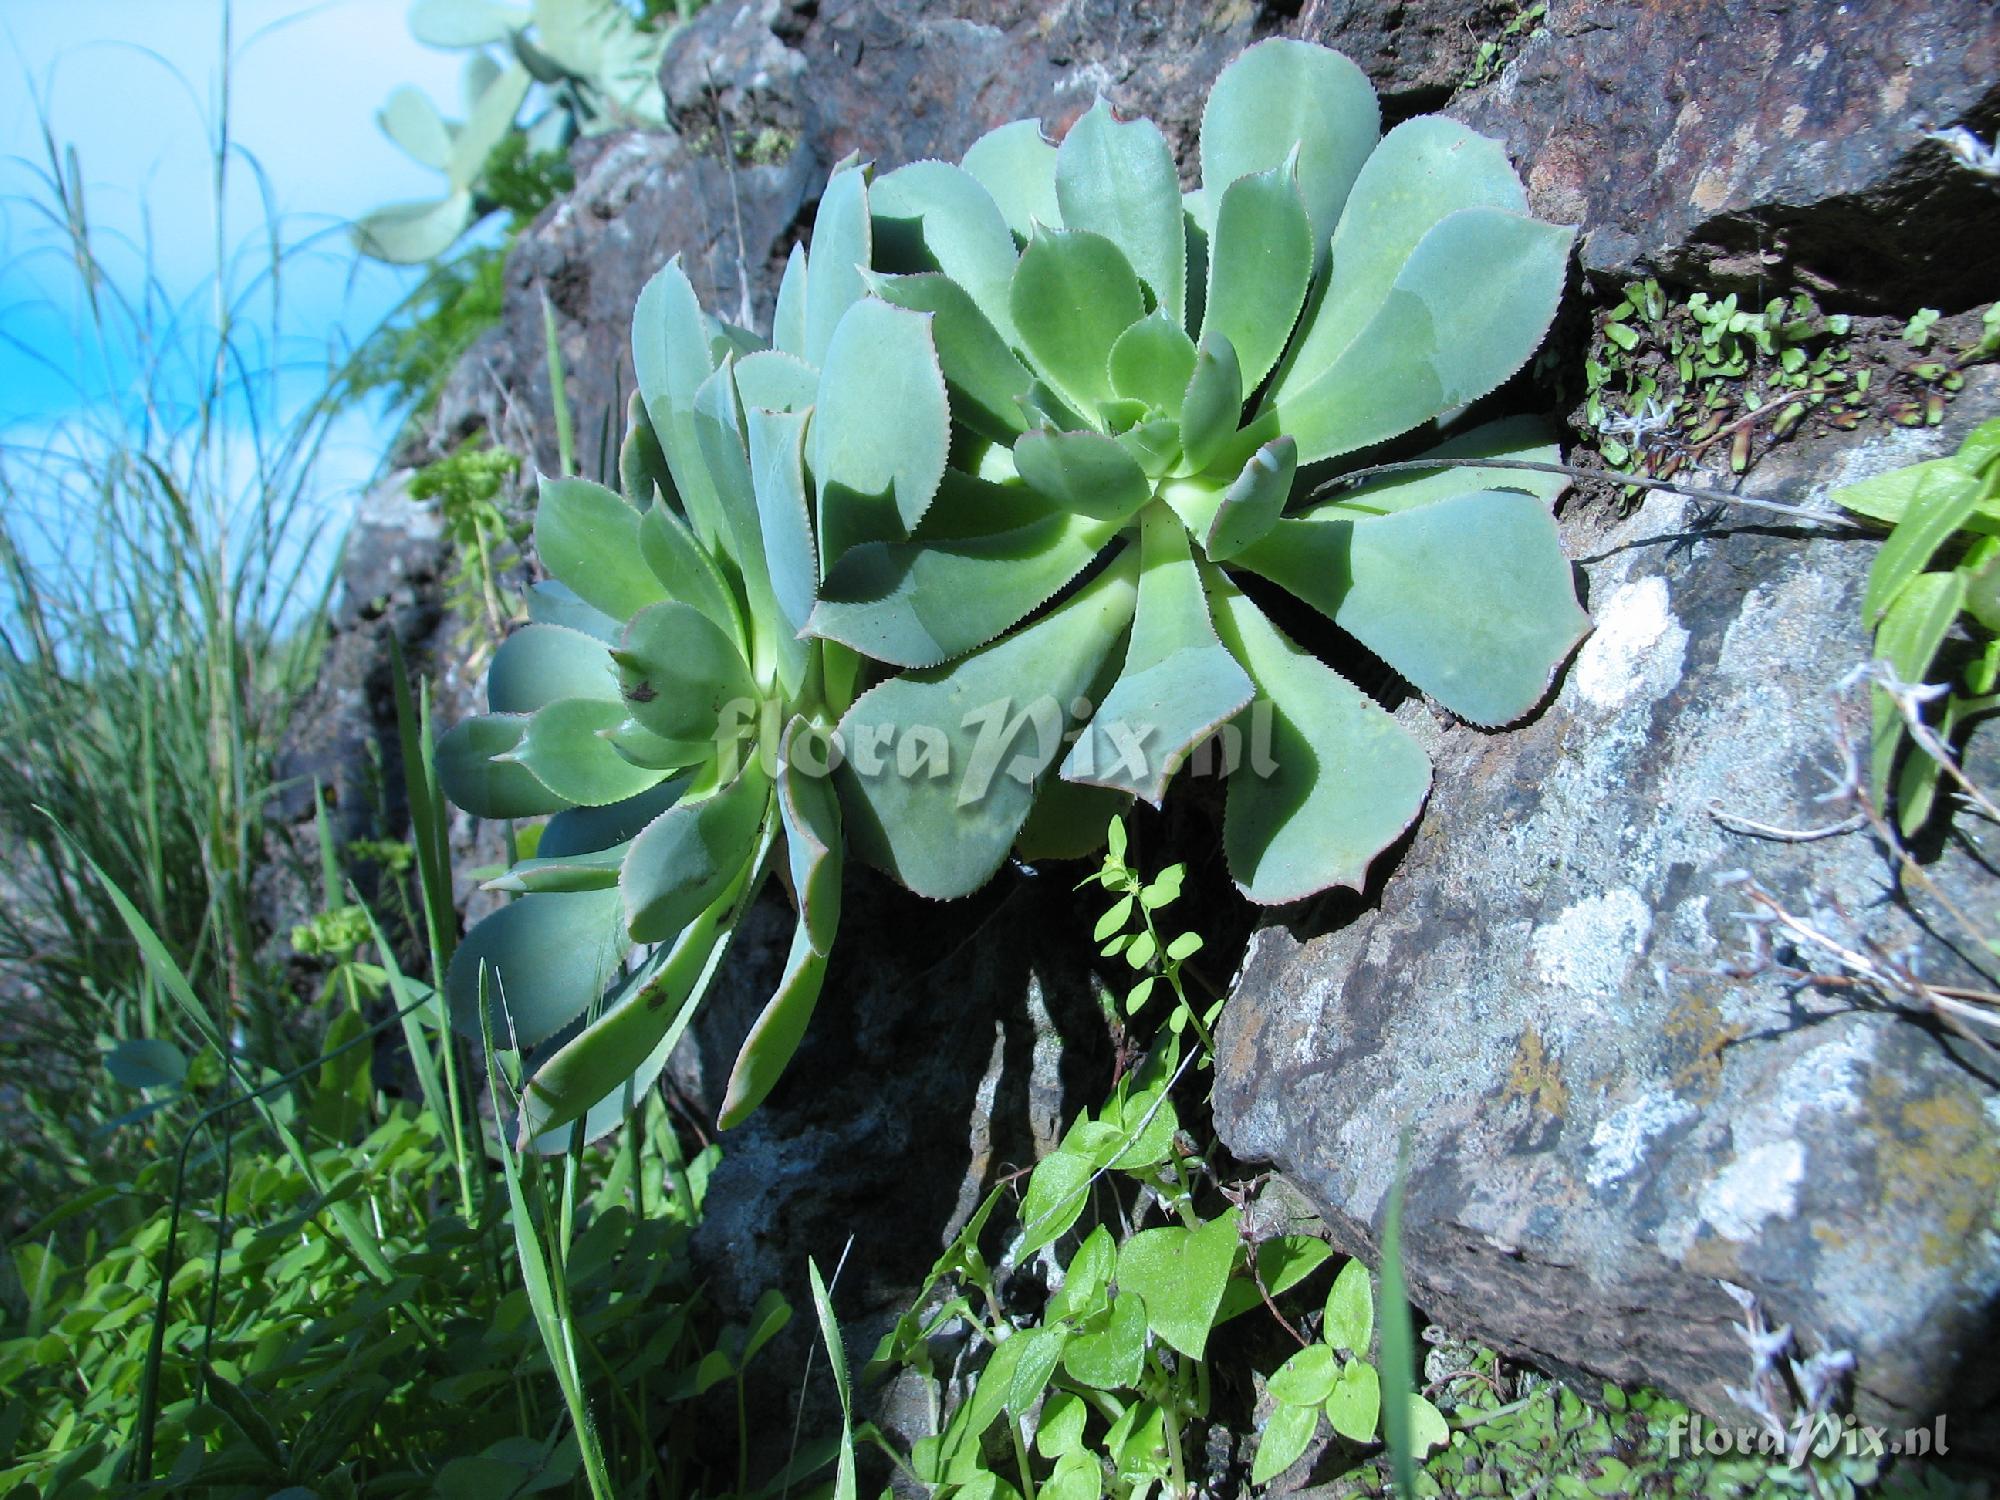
[1213,372,2000,1440]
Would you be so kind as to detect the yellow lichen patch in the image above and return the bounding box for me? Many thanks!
[1663,983,1747,1098]
[1872,1078,2000,1267]
[1503,1027,1570,1118]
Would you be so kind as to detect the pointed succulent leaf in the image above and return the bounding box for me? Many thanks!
[614,601,757,746]
[622,760,772,942]
[744,406,818,635]
[527,580,620,643]
[805,157,872,370]
[1207,571,1432,902]
[718,920,829,1129]
[772,242,809,359]
[1277,116,1535,400]
[1009,228,1146,418]
[632,259,727,548]
[1205,435,1295,561]
[911,468,1063,540]
[535,476,669,620]
[872,159,1021,344]
[733,349,820,413]
[778,718,843,954]
[1108,312,1197,416]
[436,713,572,818]
[811,299,950,566]
[515,697,672,807]
[868,272,1031,443]
[602,716,711,772]
[1239,489,1590,727]
[1200,38,1378,263]
[518,862,753,1145]
[445,887,626,1046]
[809,511,1119,668]
[961,118,1059,241]
[1119,418,1184,480]
[446,61,530,187]
[837,548,1139,899]
[484,842,627,894]
[409,0,528,46]
[1179,331,1244,475]
[489,622,617,713]
[352,191,474,263]
[619,389,675,514]
[1013,429,1152,521]
[1056,101,1185,330]
[1272,206,1573,465]
[1203,162,1313,393]
[1063,506,1254,803]
[539,779,686,858]
[1018,379,1090,434]
[638,500,742,646]
[378,86,453,171]
[1319,415,1565,517]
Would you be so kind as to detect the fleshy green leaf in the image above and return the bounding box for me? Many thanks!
[1180,331,1243,475]
[872,159,1021,345]
[378,86,453,171]
[613,601,758,748]
[1202,162,1313,393]
[772,241,809,359]
[1273,205,1574,466]
[528,579,621,643]
[1204,435,1295,561]
[1013,429,1153,521]
[744,406,818,635]
[1324,1259,1374,1355]
[809,511,1118,669]
[1055,101,1185,330]
[445,887,626,1046]
[961,118,1060,242]
[812,299,951,566]
[638,500,741,645]
[621,759,771,942]
[1114,1207,1239,1359]
[1269,1344,1337,1406]
[1010,228,1145,418]
[408,0,526,47]
[1015,778,1131,862]
[1207,571,1432,902]
[436,713,572,819]
[353,192,475,264]
[1319,415,1567,516]
[489,622,617,714]
[1239,489,1590,727]
[733,349,820,413]
[1108,312,1198,416]
[515,698,675,806]
[483,842,628,894]
[1251,1400,1319,1486]
[835,547,1138,899]
[778,718,843,955]
[805,157,871,370]
[1325,1360,1382,1443]
[1200,37,1378,264]
[632,258,727,548]
[1063,505,1253,803]
[869,271,1032,443]
[539,779,687,858]
[534,477,669,620]
[718,920,829,1128]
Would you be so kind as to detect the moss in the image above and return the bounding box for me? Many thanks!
[1503,1026,1569,1117]
[1871,1078,2000,1268]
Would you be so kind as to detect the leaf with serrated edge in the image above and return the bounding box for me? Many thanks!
[1201,38,1377,267]
[805,158,871,370]
[772,242,808,359]
[836,547,1138,899]
[868,272,1031,443]
[1109,312,1198,416]
[745,407,817,635]
[1180,331,1243,476]
[718,919,829,1128]
[962,119,1060,241]
[1205,435,1295,561]
[1207,569,1432,902]
[1318,415,1566,517]
[733,349,820,413]
[1056,101,1185,330]
[528,579,620,643]
[872,159,1021,345]
[1238,489,1589,727]
[622,758,771,942]
[445,887,625,1046]
[778,718,843,954]
[1064,506,1252,803]
[539,779,686,857]
[639,500,742,647]
[614,601,757,746]
[437,713,572,818]
[488,623,617,714]
[810,511,1117,669]
[632,258,726,548]
[812,299,951,567]
[1014,429,1153,521]
[484,842,626,894]
[1010,228,1145,419]
[1203,161,1313,395]
[535,476,668,620]
[514,697,672,807]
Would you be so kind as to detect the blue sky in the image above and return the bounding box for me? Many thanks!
[0,0,477,486]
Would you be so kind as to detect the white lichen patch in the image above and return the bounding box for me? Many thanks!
[1586,1087,1696,1190]
[1699,1139,1806,1241]
[1530,888,1653,1009]
[1573,577,1688,712]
